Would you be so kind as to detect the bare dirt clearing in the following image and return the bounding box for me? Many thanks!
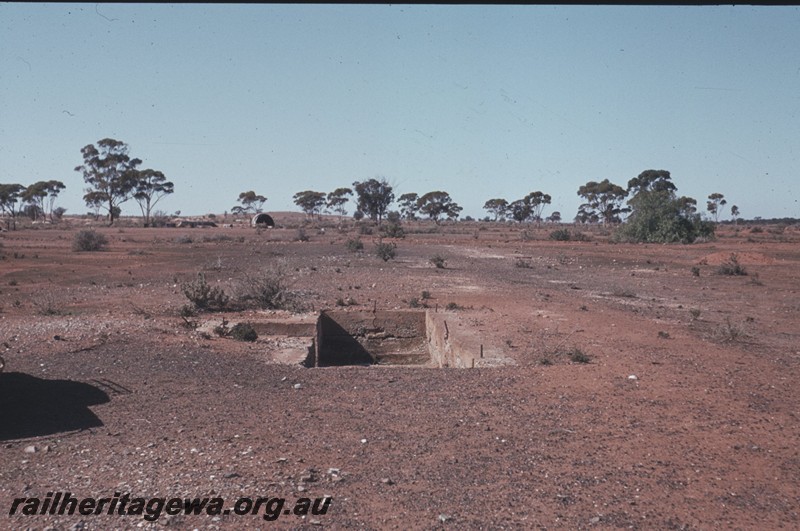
[1,218,799,529]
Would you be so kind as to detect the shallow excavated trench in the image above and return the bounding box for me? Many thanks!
[314,310,481,368]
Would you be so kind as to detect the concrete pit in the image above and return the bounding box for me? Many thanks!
[200,310,505,368]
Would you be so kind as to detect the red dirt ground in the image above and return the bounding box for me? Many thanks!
[1,217,799,529]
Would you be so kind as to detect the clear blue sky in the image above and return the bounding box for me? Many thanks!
[2,4,799,220]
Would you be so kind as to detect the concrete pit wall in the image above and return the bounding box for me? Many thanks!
[315,310,477,368]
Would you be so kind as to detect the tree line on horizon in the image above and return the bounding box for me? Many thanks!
[266,171,728,243]
[0,138,748,243]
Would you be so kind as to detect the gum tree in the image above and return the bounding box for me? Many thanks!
[0,183,25,230]
[707,193,727,223]
[416,191,462,223]
[232,191,267,216]
[398,193,420,220]
[75,138,142,225]
[43,180,66,221]
[577,179,629,224]
[22,180,65,221]
[326,187,352,217]
[547,211,562,223]
[575,205,600,224]
[353,178,394,224]
[21,182,47,221]
[504,192,551,224]
[508,199,532,223]
[616,170,714,243]
[523,191,551,223]
[293,190,327,219]
[627,169,677,197]
[133,169,174,227]
[483,198,508,221]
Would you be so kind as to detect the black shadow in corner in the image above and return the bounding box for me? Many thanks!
[0,372,110,441]
[318,315,374,367]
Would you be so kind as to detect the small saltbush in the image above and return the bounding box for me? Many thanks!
[202,234,233,243]
[717,254,747,276]
[381,222,405,238]
[72,230,108,252]
[375,242,396,261]
[549,229,590,242]
[335,297,357,307]
[549,229,572,241]
[568,348,591,364]
[234,269,292,310]
[230,322,258,342]
[182,272,229,311]
[430,255,446,269]
[346,238,364,252]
